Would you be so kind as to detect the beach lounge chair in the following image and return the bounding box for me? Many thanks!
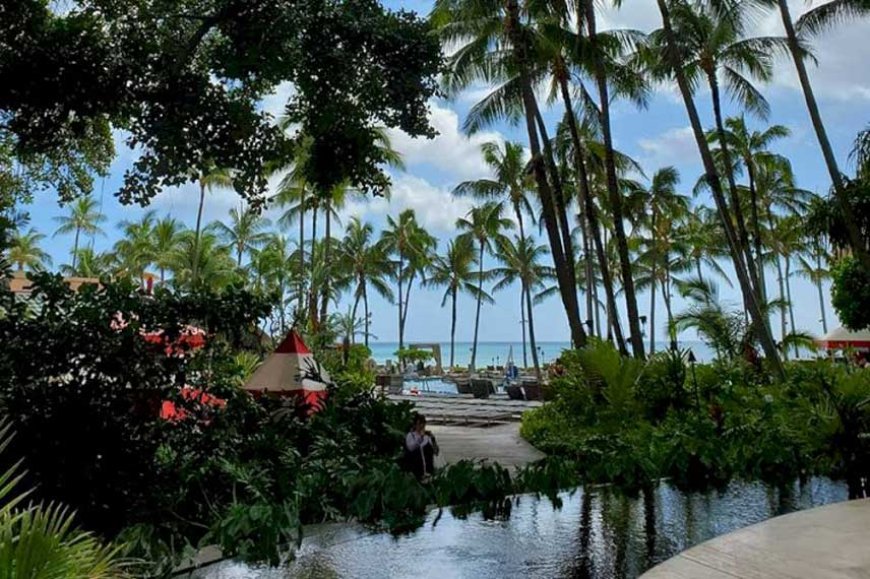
[471,378,493,399]
[506,384,524,400]
[455,378,473,395]
[522,381,543,401]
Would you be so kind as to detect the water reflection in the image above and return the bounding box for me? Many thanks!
[198,477,847,579]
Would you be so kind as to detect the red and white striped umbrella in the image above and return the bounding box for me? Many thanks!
[243,330,330,409]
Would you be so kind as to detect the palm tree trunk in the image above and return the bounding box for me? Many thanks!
[533,105,587,349]
[521,286,528,368]
[192,180,207,284]
[470,241,485,371]
[654,0,784,378]
[319,203,332,323]
[397,251,404,355]
[696,258,703,283]
[708,74,762,299]
[525,281,542,382]
[363,283,371,349]
[450,287,458,368]
[785,255,798,358]
[505,0,587,349]
[72,227,81,270]
[816,252,828,334]
[298,185,306,312]
[649,270,657,355]
[664,258,677,351]
[777,0,870,270]
[558,77,599,338]
[746,164,767,303]
[401,271,414,344]
[585,2,644,359]
[309,205,318,327]
[649,209,658,355]
[593,278,602,337]
[775,251,788,361]
[351,283,362,345]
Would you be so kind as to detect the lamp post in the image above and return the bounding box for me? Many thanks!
[688,349,701,413]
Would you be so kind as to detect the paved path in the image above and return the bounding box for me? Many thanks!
[428,423,545,469]
[642,498,870,578]
[388,393,543,425]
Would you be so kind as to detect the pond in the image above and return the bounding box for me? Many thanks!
[197,477,847,579]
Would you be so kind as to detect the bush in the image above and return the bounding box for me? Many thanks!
[521,341,870,493]
[831,256,870,331]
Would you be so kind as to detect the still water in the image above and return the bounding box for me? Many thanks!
[198,477,847,579]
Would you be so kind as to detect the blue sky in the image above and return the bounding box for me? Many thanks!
[22,0,870,345]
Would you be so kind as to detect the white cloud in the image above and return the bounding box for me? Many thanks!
[386,101,505,184]
[341,173,475,234]
[260,81,297,122]
[637,126,699,169]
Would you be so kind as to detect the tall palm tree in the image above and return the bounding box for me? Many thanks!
[457,202,514,370]
[170,231,238,292]
[251,234,298,334]
[61,248,110,278]
[7,228,52,271]
[340,217,395,348]
[492,235,555,380]
[635,167,689,353]
[192,167,233,285]
[381,209,436,353]
[796,239,831,335]
[431,0,589,348]
[53,196,106,270]
[113,211,156,283]
[211,204,272,267]
[152,216,184,284]
[675,207,731,285]
[425,236,487,367]
[710,117,790,301]
[652,0,789,299]
[648,0,784,376]
[576,0,649,358]
[453,141,536,243]
[786,0,870,269]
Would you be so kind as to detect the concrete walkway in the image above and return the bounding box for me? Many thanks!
[642,498,870,578]
[429,422,545,469]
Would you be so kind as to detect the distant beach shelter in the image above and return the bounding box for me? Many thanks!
[816,327,870,351]
[242,330,331,410]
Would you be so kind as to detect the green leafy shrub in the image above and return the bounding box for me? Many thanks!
[831,255,870,331]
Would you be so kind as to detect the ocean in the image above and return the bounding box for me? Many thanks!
[365,340,717,368]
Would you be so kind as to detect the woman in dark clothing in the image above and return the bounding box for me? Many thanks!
[404,413,438,480]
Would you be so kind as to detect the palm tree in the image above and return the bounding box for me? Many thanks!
[635,167,689,353]
[7,228,52,271]
[381,209,436,354]
[786,0,870,270]
[211,204,272,267]
[152,216,184,284]
[648,0,784,376]
[53,196,106,270]
[170,231,238,291]
[453,141,536,243]
[431,0,589,348]
[60,247,110,278]
[796,235,831,335]
[654,1,790,299]
[113,211,156,283]
[457,202,514,370]
[710,117,791,301]
[492,235,555,380]
[675,207,732,285]
[340,217,395,348]
[192,167,233,284]
[425,236,487,368]
[576,0,649,358]
[251,233,299,334]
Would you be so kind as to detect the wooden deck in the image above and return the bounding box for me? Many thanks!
[429,423,545,469]
[641,498,870,578]
[387,393,543,426]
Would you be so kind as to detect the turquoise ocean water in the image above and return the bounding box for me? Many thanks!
[366,340,716,368]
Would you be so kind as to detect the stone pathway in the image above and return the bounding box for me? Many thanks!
[429,422,545,469]
[642,498,870,578]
